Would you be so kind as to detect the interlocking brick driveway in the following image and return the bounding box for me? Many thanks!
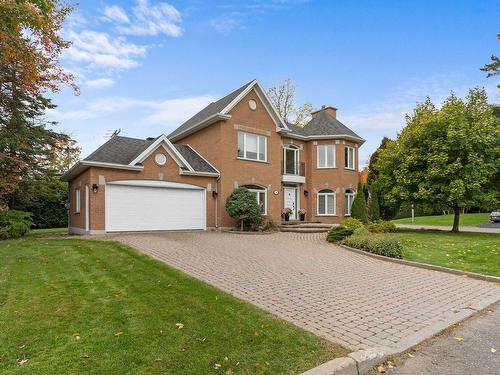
[114,231,500,351]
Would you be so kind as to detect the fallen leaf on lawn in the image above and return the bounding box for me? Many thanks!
[407,353,415,358]
[17,358,28,366]
[175,323,184,329]
[114,332,123,337]
[196,337,206,342]
[155,358,162,362]
[82,353,90,359]
[18,344,26,349]
[491,348,497,353]
[214,363,221,369]
[236,361,240,366]
[224,356,229,361]
[225,370,232,375]
[261,323,269,329]
[72,332,80,337]
[254,331,260,336]
[454,336,464,342]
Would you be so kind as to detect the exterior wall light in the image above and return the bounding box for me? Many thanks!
[92,184,99,193]
[304,190,309,197]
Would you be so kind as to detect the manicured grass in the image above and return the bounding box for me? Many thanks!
[392,212,491,227]
[398,230,500,277]
[29,227,68,235]
[0,238,345,374]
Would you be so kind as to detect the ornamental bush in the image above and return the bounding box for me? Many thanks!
[341,232,403,258]
[339,217,364,231]
[366,220,396,233]
[0,210,32,240]
[370,190,381,222]
[326,227,354,243]
[225,187,262,231]
[351,182,368,223]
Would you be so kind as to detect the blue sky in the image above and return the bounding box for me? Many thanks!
[51,0,500,166]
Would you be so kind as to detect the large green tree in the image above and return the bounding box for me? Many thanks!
[0,0,77,206]
[375,88,499,232]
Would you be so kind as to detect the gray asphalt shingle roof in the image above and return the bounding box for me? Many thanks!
[168,80,255,140]
[84,136,218,174]
[173,144,218,174]
[84,136,155,165]
[286,110,363,140]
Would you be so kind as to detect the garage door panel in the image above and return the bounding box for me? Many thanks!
[105,184,205,232]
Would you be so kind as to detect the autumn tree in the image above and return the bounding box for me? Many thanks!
[267,79,313,126]
[0,0,78,206]
[374,88,499,232]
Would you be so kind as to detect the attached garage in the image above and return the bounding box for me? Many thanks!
[105,180,206,232]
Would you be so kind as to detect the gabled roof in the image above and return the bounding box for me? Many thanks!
[285,109,365,144]
[62,135,219,181]
[168,79,288,142]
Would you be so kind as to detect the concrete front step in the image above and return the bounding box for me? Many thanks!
[281,220,321,225]
[279,227,330,233]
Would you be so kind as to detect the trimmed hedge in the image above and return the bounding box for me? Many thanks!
[366,220,396,233]
[339,217,364,231]
[0,210,32,240]
[341,232,403,259]
[326,227,354,243]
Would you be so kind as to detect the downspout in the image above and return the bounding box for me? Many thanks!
[215,175,221,229]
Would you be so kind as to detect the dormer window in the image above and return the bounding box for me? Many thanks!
[237,131,267,162]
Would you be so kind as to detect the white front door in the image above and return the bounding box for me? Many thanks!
[283,187,297,219]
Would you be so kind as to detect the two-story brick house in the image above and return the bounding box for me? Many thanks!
[63,80,364,234]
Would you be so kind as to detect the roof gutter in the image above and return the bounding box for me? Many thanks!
[283,133,366,145]
[61,160,144,181]
[168,113,232,142]
[179,170,220,178]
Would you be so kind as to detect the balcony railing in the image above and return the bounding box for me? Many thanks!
[282,161,305,176]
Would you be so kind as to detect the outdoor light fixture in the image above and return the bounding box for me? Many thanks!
[212,191,218,198]
[92,184,99,193]
[304,190,309,197]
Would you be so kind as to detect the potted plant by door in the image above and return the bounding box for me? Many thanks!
[298,208,307,221]
[282,208,293,222]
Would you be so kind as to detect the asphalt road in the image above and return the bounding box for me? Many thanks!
[373,303,499,375]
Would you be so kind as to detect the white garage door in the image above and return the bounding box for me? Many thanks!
[105,180,206,232]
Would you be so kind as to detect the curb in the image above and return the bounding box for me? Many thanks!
[336,244,500,284]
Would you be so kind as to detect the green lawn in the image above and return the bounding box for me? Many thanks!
[29,227,68,235]
[392,212,491,227]
[0,238,345,374]
[398,230,500,277]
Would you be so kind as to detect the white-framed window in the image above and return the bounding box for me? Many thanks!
[317,144,335,168]
[237,132,267,162]
[243,185,267,215]
[317,189,336,215]
[283,144,299,175]
[345,146,355,169]
[345,189,355,216]
[75,188,81,213]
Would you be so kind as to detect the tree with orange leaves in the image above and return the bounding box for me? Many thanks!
[0,0,78,206]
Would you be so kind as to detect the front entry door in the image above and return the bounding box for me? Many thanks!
[283,187,297,220]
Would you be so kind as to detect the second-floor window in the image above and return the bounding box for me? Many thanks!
[345,146,355,169]
[317,144,335,168]
[237,132,267,162]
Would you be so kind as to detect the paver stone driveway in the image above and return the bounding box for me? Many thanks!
[114,231,500,351]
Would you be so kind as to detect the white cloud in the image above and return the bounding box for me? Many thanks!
[49,95,215,124]
[209,14,242,34]
[113,0,183,37]
[103,5,130,23]
[64,30,146,71]
[85,77,115,89]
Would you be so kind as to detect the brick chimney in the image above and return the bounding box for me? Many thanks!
[311,105,337,119]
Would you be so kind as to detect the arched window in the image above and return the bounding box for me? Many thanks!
[242,185,267,215]
[317,189,336,215]
[345,189,355,216]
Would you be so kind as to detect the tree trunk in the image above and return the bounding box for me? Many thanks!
[452,207,460,233]
[240,219,244,232]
